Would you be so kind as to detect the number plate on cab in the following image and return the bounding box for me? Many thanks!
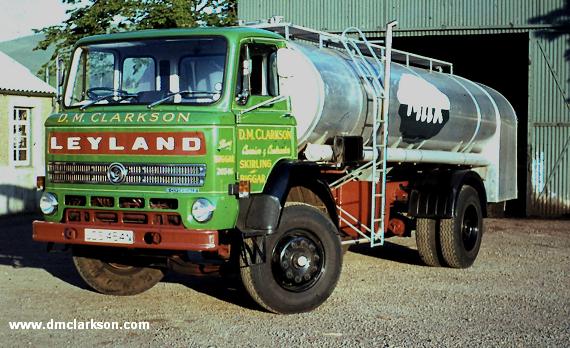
[84,228,134,244]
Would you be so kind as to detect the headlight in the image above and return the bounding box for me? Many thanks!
[40,192,58,215]
[191,198,215,223]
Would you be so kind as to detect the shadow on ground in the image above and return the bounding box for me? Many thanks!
[0,214,258,310]
[0,213,89,290]
[347,240,423,266]
[162,272,259,311]
[0,214,425,310]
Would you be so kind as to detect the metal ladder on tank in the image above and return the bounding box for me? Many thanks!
[246,18,409,247]
[328,21,397,247]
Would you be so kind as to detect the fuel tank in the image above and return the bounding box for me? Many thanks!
[280,41,517,156]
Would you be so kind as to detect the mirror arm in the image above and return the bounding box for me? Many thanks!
[237,45,252,106]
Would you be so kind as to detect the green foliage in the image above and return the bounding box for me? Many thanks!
[34,0,237,75]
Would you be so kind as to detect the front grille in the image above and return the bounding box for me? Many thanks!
[48,162,206,186]
[65,209,183,227]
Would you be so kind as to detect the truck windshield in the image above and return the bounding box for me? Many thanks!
[64,37,227,108]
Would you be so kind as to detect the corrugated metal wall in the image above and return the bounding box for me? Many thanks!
[529,33,570,216]
[239,0,563,31]
[239,0,570,216]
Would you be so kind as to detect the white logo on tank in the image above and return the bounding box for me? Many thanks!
[397,73,450,124]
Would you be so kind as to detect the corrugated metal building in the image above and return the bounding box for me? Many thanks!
[239,0,570,217]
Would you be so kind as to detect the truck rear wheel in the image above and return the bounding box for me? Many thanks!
[440,186,483,268]
[72,247,165,296]
[415,218,443,267]
[240,203,342,314]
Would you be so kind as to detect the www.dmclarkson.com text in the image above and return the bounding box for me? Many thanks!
[9,319,150,330]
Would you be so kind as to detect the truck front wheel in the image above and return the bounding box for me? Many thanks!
[72,247,165,295]
[240,203,342,314]
[440,186,483,268]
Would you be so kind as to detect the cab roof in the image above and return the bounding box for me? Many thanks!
[76,26,283,46]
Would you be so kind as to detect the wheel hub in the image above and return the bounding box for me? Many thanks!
[273,233,324,292]
[296,255,309,267]
[462,205,480,251]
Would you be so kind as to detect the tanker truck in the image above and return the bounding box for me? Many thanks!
[33,18,517,314]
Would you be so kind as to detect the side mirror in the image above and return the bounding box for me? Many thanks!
[276,47,301,78]
[237,45,252,106]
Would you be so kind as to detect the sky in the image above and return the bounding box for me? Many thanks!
[0,0,70,42]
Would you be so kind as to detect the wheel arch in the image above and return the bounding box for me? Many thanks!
[236,160,338,236]
[451,170,487,218]
[264,160,338,228]
[408,169,487,219]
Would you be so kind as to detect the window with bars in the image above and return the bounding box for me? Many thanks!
[10,107,31,166]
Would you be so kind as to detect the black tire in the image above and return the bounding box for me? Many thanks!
[440,186,484,268]
[240,203,343,314]
[415,218,443,267]
[72,247,165,296]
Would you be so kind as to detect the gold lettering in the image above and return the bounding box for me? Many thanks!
[163,112,175,122]
[137,113,148,122]
[214,155,234,163]
[267,144,291,155]
[239,159,273,169]
[238,129,254,140]
[149,113,159,122]
[216,168,234,176]
[241,144,262,155]
[241,128,293,140]
[239,174,266,184]
[125,113,134,122]
[110,113,121,122]
[177,112,190,123]
[72,113,84,122]
[90,113,100,122]
[57,114,68,123]
[137,114,146,122]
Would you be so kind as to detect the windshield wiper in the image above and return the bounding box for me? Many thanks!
[80,93,137,110]
[237,95,288,116]
[147,90,217,109]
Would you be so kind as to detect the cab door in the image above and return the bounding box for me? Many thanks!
[234,40,297,193]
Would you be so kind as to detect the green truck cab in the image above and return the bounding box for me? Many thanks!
[33,27,342,314]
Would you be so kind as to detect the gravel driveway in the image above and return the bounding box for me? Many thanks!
[1,214,568,347]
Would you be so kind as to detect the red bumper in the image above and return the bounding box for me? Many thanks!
[32,220,218,251]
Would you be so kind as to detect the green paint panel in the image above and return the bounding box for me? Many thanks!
[234,96,297,193]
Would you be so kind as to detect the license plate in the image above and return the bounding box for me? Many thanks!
[84,228,134,245]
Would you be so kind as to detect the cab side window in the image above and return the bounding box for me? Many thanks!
[237,43,279,98]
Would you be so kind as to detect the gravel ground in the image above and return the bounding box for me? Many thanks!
[0,214,569,347]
